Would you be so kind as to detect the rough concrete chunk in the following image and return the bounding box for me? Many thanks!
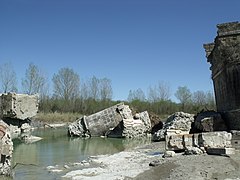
[0,93,39,120]
[152,112,194,142]
[0,120,13,176]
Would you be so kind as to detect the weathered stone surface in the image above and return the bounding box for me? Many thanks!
[204,21,240,130]
[68,116,91,137]
[0,93,38,120]
[163,151,175,158]
[152,112,194,142]
[68,103,151,138]
[201,131,232,148]
[166,131,232,151]
[193,111,228,132]
[0,120,13,176]
[164,112,194,131]
[152,129,165,141]
[151,121,163,134]
[185,147,204,155]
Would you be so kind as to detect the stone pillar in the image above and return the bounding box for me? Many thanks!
[204,22,240,130]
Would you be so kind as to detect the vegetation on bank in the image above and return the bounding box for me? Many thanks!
[36,97,215,123]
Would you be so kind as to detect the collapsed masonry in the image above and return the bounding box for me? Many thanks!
[68,103,151,138]
[0,93,39,176]
[203,21,240,130]
[152,111,235,155]
[0,93,39,137]
[0,120,13,176]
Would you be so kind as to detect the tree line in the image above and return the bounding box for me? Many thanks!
[0,62,215,117]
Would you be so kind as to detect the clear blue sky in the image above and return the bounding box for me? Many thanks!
[1,0,240,101]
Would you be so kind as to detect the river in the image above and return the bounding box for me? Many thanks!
[11,127,151,180]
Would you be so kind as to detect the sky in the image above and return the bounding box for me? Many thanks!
[0,0,240,101]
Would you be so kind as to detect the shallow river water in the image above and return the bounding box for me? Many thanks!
[10,127,150,180]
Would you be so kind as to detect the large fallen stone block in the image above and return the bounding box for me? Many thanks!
[0,120,13,176]
[68,103,151,138]
[166,131,232,151]
[200,131,232,148]
[0,93,39,120]
[152,112,194,142]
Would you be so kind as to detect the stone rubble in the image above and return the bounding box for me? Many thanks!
[68,103,151,138]
[0,93,38,120]
[165,131,234,155]
[152,112,194,141]
[0,120,13,176]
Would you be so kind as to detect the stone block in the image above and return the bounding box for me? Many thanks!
[201,131,232,148]
[166,131,232,151]
[0,93,39,120]
[206,147,235,155]
[166,134,184,151]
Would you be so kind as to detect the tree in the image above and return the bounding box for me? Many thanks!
[157,81,171,101]
[175,86,191,111]
[99,78,113,101]
[128,88,146,102]
[147,81,171,102]
[22,63,47,95]
[52,67,80,101]
[88,76,99,100]
[205,91,216,110]
[0,62,17,93]
[192,90,206,107]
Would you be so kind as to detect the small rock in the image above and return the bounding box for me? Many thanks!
[185,147,204,155]
[163,151,175,158]
[64,165,70,169]
[149,159,161,167]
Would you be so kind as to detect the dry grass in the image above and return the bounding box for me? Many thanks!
[33,112,82,123]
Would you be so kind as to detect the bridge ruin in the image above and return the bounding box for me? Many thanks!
[204,21,240,130]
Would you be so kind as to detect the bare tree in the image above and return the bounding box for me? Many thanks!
[147,81,171,102]
[158,81,171,101]
[128,88,146,102]
[0,62,17,93]
[52,67,80,100]
[22,63,47,95]
[192,90,206,106]
[88,76,99,100]
[205,91,216,109]
[80,81,89,100]
[99,78,113,101]
[147,86,158,102]
[175,86,191,110]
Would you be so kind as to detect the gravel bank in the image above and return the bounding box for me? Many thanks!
[62,141,240,180]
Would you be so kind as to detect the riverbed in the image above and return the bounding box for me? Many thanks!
[11,127,151,180]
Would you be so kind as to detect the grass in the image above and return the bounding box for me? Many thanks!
[33,112,82,123]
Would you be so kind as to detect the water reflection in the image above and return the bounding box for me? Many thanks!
[11,127,151,180]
